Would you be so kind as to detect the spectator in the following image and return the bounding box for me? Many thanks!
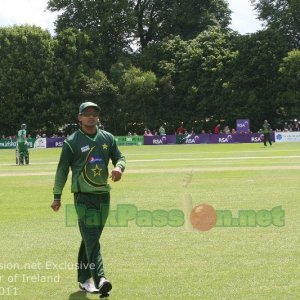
[159,125,166,135]
[177,122,185,135]
[223,126,230,134]
[144,129,153,136]
[214,124,221,134]
[293,121,299,131]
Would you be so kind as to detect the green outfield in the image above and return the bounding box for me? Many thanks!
[0,143,299,299]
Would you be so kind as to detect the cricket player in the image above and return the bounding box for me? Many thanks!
[17,123,29,165]
[262,120,272,146]
[51,102,126,297]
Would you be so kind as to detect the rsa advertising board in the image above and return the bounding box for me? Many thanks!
[144,133,273,145]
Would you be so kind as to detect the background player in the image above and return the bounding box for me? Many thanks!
[17,123,29,165]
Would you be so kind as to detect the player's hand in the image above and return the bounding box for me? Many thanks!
[51,200,61,212]
[110,167,123,182]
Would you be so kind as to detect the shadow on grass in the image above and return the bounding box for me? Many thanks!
[68,291,109,300]
[68,290,109,300]
[68,291,89,300]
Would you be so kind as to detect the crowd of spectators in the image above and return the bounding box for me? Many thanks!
[138,120,300,137]
[1,132,68,140]
[137,123,241,136]
[2,120,300,140]
[275,121,299,132]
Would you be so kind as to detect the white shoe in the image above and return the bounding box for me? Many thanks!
[79,278,99,293]
[99,277,112,296]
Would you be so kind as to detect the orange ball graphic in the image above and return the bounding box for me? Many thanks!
[190,204,217,231]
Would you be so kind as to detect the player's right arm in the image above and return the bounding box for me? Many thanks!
[51,142,73,212]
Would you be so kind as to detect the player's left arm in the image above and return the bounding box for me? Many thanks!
[23,130,28,145]
[109,136,126,182]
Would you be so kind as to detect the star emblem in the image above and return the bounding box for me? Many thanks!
[102,144,108,150]
[91,164,102,177]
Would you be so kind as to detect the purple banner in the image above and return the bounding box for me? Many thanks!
[208,133,274,144]
[177,134,203,144]
[38,134,275,147]
[147,133,274,145]
[236,119,250,133]
[46,138,65,148]
[144,135,176,145]
[179,133,267,144]
[213,133,266,143]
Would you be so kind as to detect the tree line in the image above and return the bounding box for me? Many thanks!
[0,0,299,136]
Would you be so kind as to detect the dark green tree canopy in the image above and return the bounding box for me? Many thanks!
[278,50,300,118]
[132,0,231,50]
[0,2,297,136]
[0,26,56,135]
[251,0,300,46]
[47,0,231,53]
[48,0,133,71]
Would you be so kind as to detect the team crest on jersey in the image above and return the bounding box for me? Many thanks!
[82,147,107,187]
[81,145,90,153]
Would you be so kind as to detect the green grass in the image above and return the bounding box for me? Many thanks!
[0,143,299,299]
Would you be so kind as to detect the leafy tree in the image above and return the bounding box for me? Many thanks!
[81,71,119,133]
[278,50,300,118]
[51,28,96,125]
[251,0,300,47]
[120,66,157,131]
[227,29,292,130]
[47,0,231,56]
[51,29,120,133]
[137,27,237,131]
[175,27,237,124]
[133,0,231,50]
[0,26,55,136]
[47,0,133,71]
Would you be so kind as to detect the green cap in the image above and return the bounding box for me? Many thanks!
[79,102,100,114]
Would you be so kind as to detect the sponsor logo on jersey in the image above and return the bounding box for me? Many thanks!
[81,145,90,152]
[88,156,104,164]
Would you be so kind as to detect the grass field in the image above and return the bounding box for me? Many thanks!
[0,143,299,299]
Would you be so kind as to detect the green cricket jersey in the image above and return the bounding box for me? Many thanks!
[17,129,27,143]
[53,128,126,199]
[262,123,272,133]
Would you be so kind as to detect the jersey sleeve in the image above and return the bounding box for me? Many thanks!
[53,141,73,199]
[110,136,126,172]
